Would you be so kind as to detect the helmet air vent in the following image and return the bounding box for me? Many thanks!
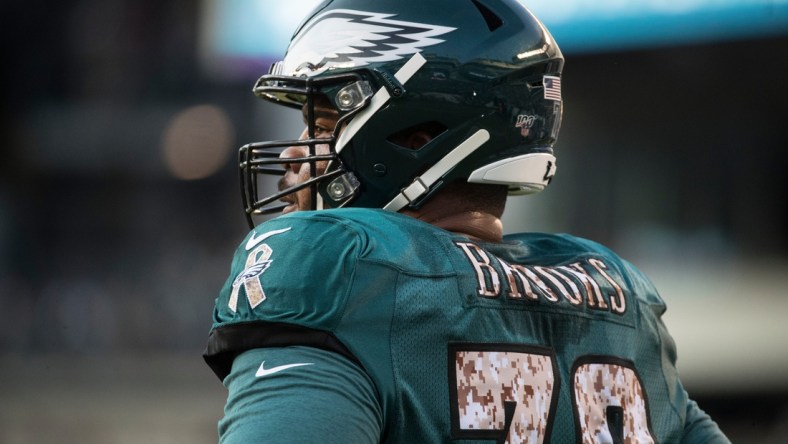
[386,122,448,151]
[471,0,504,32]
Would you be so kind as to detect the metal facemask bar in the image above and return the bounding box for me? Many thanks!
[240,72,371,228]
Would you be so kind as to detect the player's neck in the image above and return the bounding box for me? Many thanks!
[401,207,503,243]
[399,181,506,243]
[434,211,504,243]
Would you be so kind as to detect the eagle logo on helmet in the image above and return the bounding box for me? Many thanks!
[277,9,456,77]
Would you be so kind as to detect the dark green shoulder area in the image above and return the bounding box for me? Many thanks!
[500,232,618,261]
[271,208,457,274]
[499,232,665,309]
[211,208,457,331]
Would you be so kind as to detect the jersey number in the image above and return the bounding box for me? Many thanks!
[449,345,655,444]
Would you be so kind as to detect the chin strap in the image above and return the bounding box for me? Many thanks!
[383,129,491,212]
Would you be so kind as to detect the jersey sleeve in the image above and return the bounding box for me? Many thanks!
[623,260,731,443]
[653,306,730,443]
[680,398,731,443]
[219,346,382,444]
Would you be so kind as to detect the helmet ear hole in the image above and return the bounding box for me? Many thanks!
[386,122,448,150]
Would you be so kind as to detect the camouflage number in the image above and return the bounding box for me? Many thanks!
[572,356,655,444]
[449,344,559,444]
[450,346,655,444]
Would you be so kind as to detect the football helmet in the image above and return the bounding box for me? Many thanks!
[240,0,564,227]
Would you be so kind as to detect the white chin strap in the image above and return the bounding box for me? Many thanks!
[383,129,491,212]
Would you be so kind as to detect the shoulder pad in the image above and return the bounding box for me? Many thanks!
[212,213,363,330]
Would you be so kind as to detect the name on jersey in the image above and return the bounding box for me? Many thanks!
[455,242,627,315]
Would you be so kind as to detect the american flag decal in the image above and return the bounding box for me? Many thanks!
[544,75,562,101]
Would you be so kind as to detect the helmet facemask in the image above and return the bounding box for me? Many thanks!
[239,71,374,227]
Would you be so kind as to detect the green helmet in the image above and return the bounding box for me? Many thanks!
[241,0,563,226]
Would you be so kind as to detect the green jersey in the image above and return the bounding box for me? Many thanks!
[204,208,728,443]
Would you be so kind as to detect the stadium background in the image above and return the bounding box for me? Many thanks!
[1,0,786,442]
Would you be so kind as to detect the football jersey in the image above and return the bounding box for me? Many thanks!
[204,208,728,443]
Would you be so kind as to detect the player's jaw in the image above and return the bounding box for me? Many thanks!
[277,171,310,214]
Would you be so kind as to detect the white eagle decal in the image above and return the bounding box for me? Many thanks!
[278,9,456,76]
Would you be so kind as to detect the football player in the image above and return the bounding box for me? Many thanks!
[204,0,731,442]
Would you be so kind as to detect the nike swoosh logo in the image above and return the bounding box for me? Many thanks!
[255,361,314,378]
[246,227,292,251]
